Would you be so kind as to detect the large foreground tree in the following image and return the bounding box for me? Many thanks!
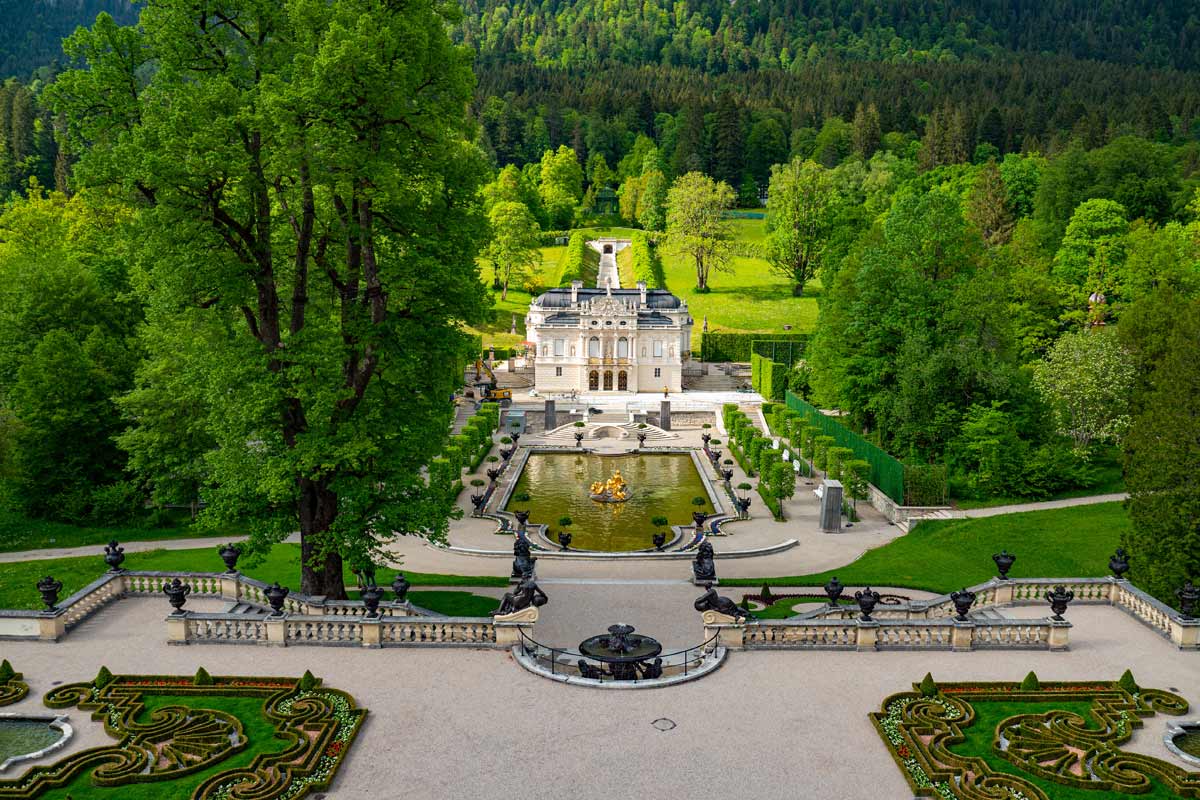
[1121,301,1200,604]
[50,1,490,597]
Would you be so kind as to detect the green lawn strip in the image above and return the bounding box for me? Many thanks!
[404,590,497,616]
[615,244,635,287]
[722,502,1129,594]
[745,597,841,619]
[0,509,244,554]
[943,699,1181,800]
[0,543,507,610]
[36,693,290,800]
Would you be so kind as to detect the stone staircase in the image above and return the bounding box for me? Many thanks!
[684,372,745,391]
[539,421,677,443]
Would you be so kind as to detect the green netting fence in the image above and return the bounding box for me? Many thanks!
[785,391,904,504]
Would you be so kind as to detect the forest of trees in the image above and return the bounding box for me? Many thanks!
[0,1,1196,600]
[0,0,139,79]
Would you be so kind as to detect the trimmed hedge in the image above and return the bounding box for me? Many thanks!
[555,231,588,286]
[751,353,789,402]
[702,332,810,363]
[630,230,666,288]
[786,391,909,505]
[10,672,366,800]
[751,339,807,366]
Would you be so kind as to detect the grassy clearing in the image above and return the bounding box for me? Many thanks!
[407,589,497,616]
[724,502,1130,594]
[0,509,244,554]
[0,543,508,610]
[467,244,566,349]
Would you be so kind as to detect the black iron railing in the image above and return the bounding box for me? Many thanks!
[517,629,720,683]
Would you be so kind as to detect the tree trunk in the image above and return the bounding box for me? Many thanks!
[298,478,347,599]
[792,282,805,297]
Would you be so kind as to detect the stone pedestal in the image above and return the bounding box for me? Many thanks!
[165,613,189,645]
[37,613,65,642]
[855,620,879,651]
[360,618,382,649]
[1170,617,1199,650]
[819,479,844,532]
[220,575,240,601]
[493,605,538,647]
[1048,618,1071,651]
[992,580,1015,606]
[700,610,743,649]
[660,400,671,431]
[951,620,974,651]
[543,399,556,431]
[265,615,288,646]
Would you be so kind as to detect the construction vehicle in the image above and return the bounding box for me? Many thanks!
[473,358,512,406]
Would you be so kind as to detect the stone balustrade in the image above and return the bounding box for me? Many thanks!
[793,576,1197,650]
[1,570,428,643]
[719,613,1069,652]
[166,609,532,649]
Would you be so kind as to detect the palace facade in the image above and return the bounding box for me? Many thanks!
[526,280,692,394]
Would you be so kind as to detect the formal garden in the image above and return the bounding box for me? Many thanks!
[0,665,363,800]
[873,672,1199,799]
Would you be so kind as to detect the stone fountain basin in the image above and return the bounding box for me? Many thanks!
[1165,721,1200,766]
[0,713,72,773]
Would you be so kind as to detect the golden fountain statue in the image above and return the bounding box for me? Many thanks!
[589,469,630,503]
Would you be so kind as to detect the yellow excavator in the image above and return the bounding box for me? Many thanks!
[473,358,511,405]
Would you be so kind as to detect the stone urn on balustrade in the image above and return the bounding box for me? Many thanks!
[950,588,976,621]
[855,587,881,621]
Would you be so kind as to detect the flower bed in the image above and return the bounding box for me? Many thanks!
[871,675,1198,799]
[0,669,365,799]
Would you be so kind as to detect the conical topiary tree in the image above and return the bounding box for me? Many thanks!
[1020,671,1040,691]
[919,672,938,698]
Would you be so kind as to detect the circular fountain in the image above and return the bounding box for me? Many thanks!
[578,624,662,681]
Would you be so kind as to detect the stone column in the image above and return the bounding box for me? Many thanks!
[660,400,671,430]
[543,399,556,431]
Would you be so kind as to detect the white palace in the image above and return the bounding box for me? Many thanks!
[525,272,693,394]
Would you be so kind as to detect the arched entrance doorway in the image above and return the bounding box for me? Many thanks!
[589,371,599,391]
[603,371,613,391]
[618,370,628,391]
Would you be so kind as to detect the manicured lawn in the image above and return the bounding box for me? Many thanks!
[660,218,820,350]
[746,596,852,618]
[944,699,1181,800]
[468,244,567,349]
[0,508,244,554]
[34,693,290,800]
[724,502,1130,594]
[0,543,508,610]
[407,589,497,616]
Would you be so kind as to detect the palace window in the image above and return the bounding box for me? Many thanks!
[617,337,629,358]
[588,337,600,357]
[555,367,563,377]
[654,368,661,378]
[653,340,663,358]
[553,338,565,356]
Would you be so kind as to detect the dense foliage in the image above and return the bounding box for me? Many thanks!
[0,1,139,79]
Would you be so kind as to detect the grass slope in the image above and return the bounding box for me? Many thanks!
[0,543,508,611]
[0,509,243,554]
[724,502,1130,594]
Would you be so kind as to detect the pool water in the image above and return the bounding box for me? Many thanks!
[1176,730,1200,758]
[0,719,61,763]
[505,452,714,552]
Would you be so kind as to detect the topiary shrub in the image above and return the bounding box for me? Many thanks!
[193,666,214,686]
[760,583,773,602]
[919,672,938,698]
[574,421,586,427]
[298,670,321,692]
[1020,671,1040,691]
[486,455,499,462]
[94,666,115,690]
[0,659,14,685]
[513,491,531,502]
[710,438,721,445]
[1118,669,1139,694]
[470,478,486,487]
[500,436,512,444]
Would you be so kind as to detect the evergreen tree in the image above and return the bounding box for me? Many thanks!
[966,160,1014,245]
[852,103,881,158]
[671,104,706,178]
